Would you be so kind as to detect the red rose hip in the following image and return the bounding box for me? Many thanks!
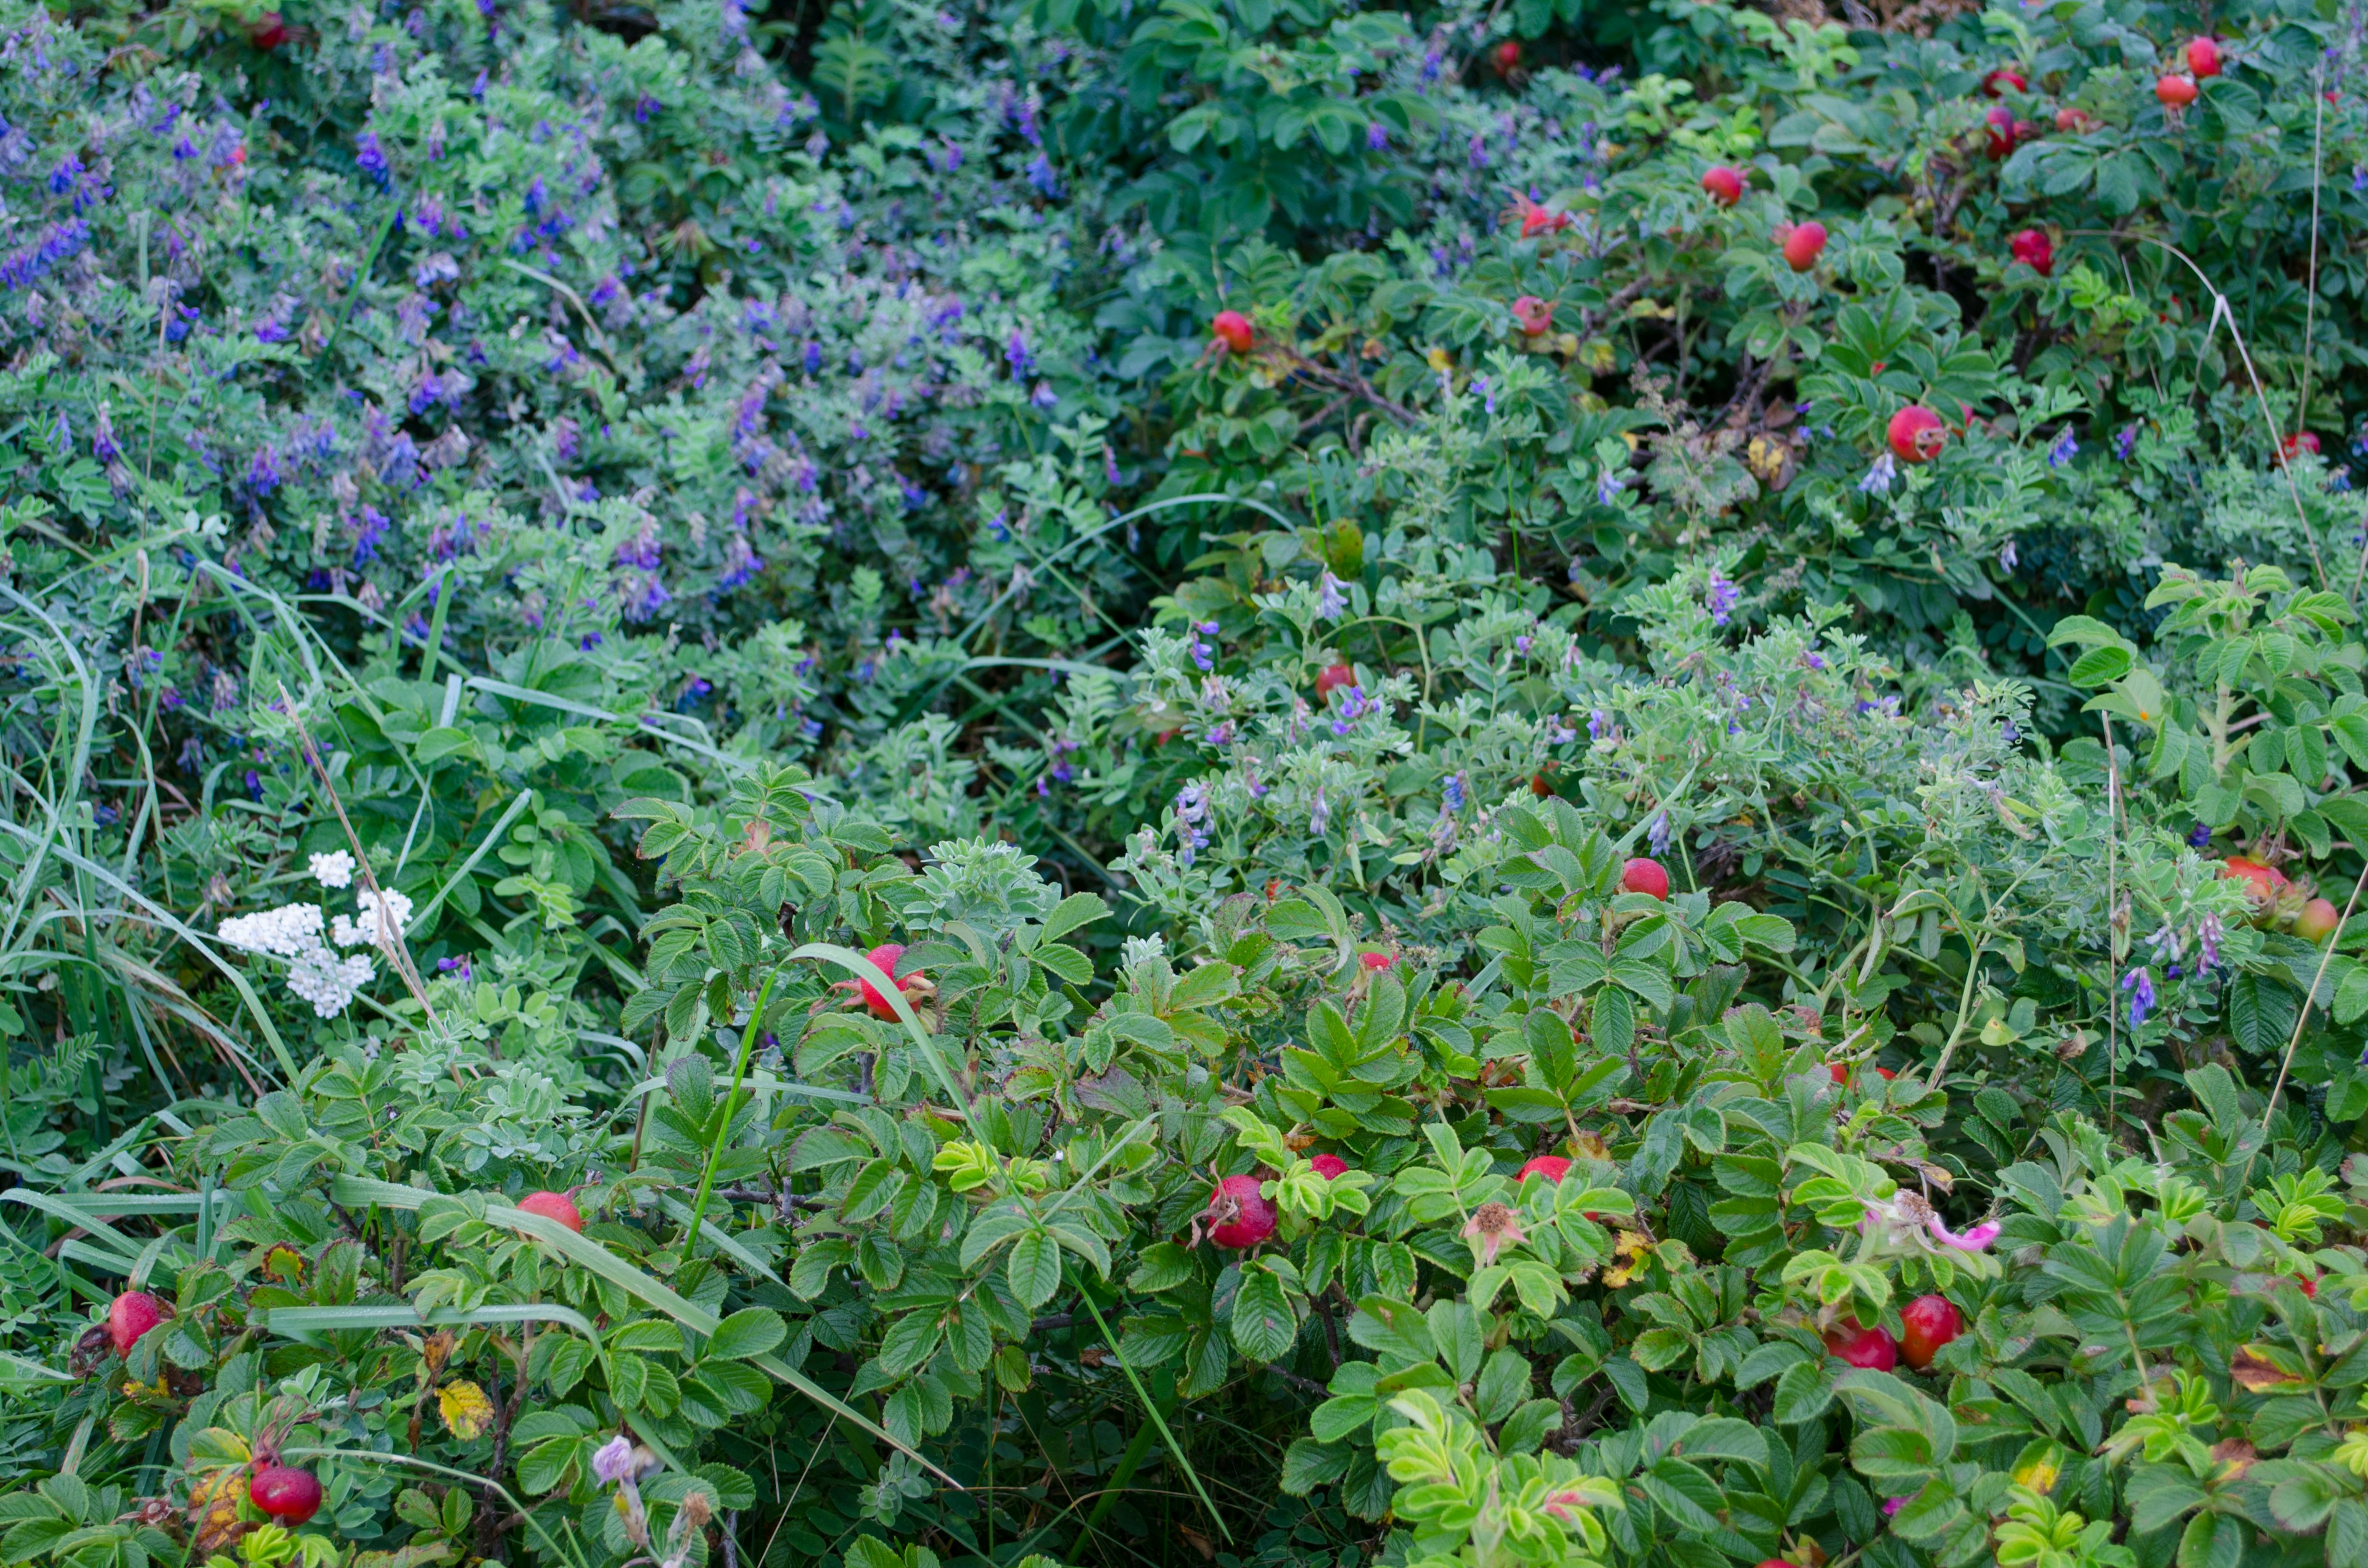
[2187,36,2221,78]
[1824,1320,1897,1370]
[1315,662,1356,700]
[852,942,920,1019]
[1780,221,1827,273]
[2156,73,2198,108]
[1517,1155,1571,1184]
[1888,404,1948,464]
[1309,1154,1350,1180]
[515,1191,584,1233]
[2296,897,2341,945]
[2009,228,2053,276]
[1701,165,1744,205]
[1212,310,1254,355]
[2221,855,2287,905]
[1491,39,1520,70]
[107,1291,165,1358]
[1512,295,1555,336]
[248,11,286,48]
[1984,105,2017,158]
[1203,1174,1277,1248]
[1899,1293,1963,1369]
[1981,67,2026,97]
[1619,857,1669,899]
[249,1466,323,1525]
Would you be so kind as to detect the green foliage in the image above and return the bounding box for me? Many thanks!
[16,0,2368,1566]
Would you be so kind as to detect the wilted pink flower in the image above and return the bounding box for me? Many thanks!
[1463,1201,1526,1267]
[1928,1215,2000,1252]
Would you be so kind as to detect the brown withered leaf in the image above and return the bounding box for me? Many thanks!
[2229,1347,2303,1391]
[2210,1439,2257,1480]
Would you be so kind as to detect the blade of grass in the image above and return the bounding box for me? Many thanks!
[1076,1294,1229,1542]
[681,969,779,1258]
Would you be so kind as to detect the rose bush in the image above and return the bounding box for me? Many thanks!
[10,0,2368,1565]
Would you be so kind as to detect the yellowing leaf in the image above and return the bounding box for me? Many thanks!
[439,1378,496,1439]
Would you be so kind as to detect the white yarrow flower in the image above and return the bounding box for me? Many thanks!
[286,945,376,1018]
[217,903,327,958]
[332,888,414,948]
[308,850,357,888]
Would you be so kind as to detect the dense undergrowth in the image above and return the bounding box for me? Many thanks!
[10,0,2368,1565]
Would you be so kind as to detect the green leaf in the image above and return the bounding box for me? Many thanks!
[1230,1266,1297,1362]
[704,1308,786,1362]
[1008,1231,1064,1308]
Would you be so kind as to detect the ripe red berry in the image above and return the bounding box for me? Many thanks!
[1492,39,1521,71]
[1982,105,2016,158]
[1825,1061,1850,1085]
[1315,662,1357,700]
[1511,295,1555,336]
[516,1191,584,1233]
[1701,165,1744,205]
[1620,858,1669,900]
[2156,73,2198,108]
[1899,1294,1963,1370]
[2281,431,2322,463]
[107,1291,164,1358]
[2187,36,2222,78]
[2222,855,2287,905]
[2300,1274,2319,1297]
[2296,897,2341,945]
[1309,1154,1350,1180]
[1824,1320,1897,1370]
[1358,951,1394,971]
[853,942,919,1019]
[1780,221,1827,273]
[1517,1155,1571,1184]
[1204,1174,1277,1248]
[1981,67,2026,97]
[1887,404,1947,464]
[249,1466,323,1525]
[2054,105,2097,133]
[248,11,287,48]
[1211,310,1254,355]
[2009,228,2054,276]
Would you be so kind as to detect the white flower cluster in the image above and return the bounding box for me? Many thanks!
[217,903,327,958]
[332,887,413,949]
[218,885,411,1019]
[286,943,377,1018]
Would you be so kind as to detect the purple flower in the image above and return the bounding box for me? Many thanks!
[1367,121,1389,150]
[1859,454,1896,495]
[1704,570,1740,628]
[1646,812,1670,856]
[1442,773,1466,811]
[2123,966,2156,1030]
[2047,428,2079,467]
[1597,470,1623,505]
[1006,330,1034,379]
[248,446,283,493]
[2189,823,2213,848]
[1026,154,1061,198]
[356,130,390,186]
[1030,381,1059,409]
[2114,424,2138,461]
